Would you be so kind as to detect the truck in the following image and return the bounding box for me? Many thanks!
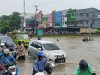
[7,32,30,48]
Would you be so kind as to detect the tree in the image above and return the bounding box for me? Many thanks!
[9,12,22,31]
[0,15,10,33]
[0,12,22,33]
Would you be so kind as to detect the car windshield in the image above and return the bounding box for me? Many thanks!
[16,34,28,40]
[0,36,14,44]
[43,43,60,50]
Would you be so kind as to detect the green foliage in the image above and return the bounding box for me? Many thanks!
[0,12,22,33]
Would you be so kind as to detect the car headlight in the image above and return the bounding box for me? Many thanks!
[45,53,55,60]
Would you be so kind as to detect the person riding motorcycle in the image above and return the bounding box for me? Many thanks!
[45,62,55,75]
[0,49,19,75]
[32,51,47,75]
[0,46,3,60]
[0,46,4,73]
[73,59,96,75]
[0,42,6,51]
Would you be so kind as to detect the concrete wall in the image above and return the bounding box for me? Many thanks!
[80,28,96,33]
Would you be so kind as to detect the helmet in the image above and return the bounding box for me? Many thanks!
[0,42,5,46]
[37,51,44,57]
[35,72,45,75]
[79,59,88,70]
[3,49,9,54]
[45,62,54,74]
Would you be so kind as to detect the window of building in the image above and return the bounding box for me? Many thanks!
[65,21,67,24]
[71,12,75,17]
[86,13,89,17]
[62,15,64,21]
[92,14,95,17]
[92,21,95,24]
[80,13,83,16]
[65,14,67,17]
[86,21,88,24]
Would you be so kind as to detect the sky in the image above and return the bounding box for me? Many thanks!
[0,0,100,16]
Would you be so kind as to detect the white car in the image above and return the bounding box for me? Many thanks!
[28,40,67,63]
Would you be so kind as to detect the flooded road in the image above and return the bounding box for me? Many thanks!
[17,36,100,75]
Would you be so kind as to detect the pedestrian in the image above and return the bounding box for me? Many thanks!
[17,41,25,60]
[73,59,96,75]
[32,51,47,75]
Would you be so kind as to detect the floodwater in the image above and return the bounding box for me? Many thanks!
[17,36,100,75]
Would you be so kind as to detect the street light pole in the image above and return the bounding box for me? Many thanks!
[23,0,26,32]
[89,8,92,41]
[21,0,26,32]
[88,8,94,41]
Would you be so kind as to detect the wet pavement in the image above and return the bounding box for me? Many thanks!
[17,36,100,75]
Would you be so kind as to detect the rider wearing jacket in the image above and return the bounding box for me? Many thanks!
[0,46,3,60]
[0,46,4,73]
[73,59,96,75]
[32,51,47,75]
[0,49,18,75]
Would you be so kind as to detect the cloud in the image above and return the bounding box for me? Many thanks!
[0,0,100,15]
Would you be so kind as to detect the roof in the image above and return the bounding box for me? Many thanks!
[31,40,53,44]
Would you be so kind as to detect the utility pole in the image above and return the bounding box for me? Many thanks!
[23,0,26,32]
[89,8,94,41]
[34,5,38,35]
[89,8,93,41]
[21,0,26,32]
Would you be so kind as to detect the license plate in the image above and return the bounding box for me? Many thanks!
[57,55,64,58]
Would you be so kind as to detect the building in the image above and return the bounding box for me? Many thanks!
[42,14,49,28]
[61,10,67,28]
[36,11,43,24]
[48,13,53,28]
[76,8,100,33]
[21,8,100,34]
[54,11,62,28]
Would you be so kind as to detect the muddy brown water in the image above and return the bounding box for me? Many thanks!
[17,36,100,75]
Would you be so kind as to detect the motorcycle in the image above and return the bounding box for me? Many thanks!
[5,65,16,75]
[32,59,55,75]
[9,50,17,59]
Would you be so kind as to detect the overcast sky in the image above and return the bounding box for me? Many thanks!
[0,0,100,16]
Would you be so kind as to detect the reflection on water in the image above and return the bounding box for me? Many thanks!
[17,36,100,75]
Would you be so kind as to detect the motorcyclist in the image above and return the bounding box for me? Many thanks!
[32,51,47,75]
[0,46,4,73]
[0,42,6,51]
[0,46,3,60]
[45,62,55,75]
[0,49,19,75]
[73,59,96,75]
